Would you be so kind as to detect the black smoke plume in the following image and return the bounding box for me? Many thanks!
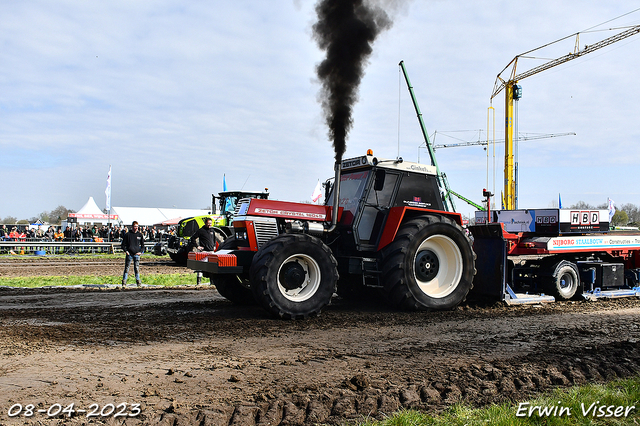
[313,0,392,163]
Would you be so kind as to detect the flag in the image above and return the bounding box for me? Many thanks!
[558,193,562,209]
[105,165,112,211]
[311,180,323,203]
[608,198,615,222]
[223,174,227,191]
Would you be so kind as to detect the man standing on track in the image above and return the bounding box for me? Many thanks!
[188,217,218,252]
[121,221,145,287]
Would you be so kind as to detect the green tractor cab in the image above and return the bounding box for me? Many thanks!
[166,190,269,265]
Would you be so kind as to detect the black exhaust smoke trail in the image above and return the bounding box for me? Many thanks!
[313,0,392,163]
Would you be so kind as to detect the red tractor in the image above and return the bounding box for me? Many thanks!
[187,150,476,319]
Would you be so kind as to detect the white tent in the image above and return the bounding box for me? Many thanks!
[67,197,117,225]
[76,197,104,216]
[112,206,211,227]
[68,197,210,227]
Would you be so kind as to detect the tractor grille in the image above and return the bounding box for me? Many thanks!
[253,218,279,248]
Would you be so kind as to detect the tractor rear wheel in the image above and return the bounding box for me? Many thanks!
[380,215,475,310]
[211,236,255,304]
[249,234,338,319]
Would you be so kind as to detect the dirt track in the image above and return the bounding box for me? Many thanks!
[0,257,639,425]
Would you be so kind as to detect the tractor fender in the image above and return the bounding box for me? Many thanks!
[377,206,464,251]
[211,226,233,239]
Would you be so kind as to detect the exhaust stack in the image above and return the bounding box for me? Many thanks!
[325,161,341,233]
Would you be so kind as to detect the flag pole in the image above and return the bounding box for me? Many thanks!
[105,165,112,229]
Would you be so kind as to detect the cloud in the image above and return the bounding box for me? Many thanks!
[1,0,639,220]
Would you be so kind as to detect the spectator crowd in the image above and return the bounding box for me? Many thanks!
[0,224,174,243]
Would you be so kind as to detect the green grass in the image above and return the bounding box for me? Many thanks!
[349,377,640,426]
[0,253,196,287]
[0,252,138,259]
[0,273,198,288]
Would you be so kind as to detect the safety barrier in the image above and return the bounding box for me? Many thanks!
[0,241,121,255]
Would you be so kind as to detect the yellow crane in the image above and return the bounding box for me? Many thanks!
[490,23,640,210]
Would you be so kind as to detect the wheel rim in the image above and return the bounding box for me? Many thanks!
[415,250,439,281]
[413,234,463,298]
[560,273,575,289]
[277,254,321,302]
[559,270,577,296]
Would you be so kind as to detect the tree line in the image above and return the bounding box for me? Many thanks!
[1,205,75,225]
[568,201,639,227]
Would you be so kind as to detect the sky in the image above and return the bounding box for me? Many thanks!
[2,1,640,221]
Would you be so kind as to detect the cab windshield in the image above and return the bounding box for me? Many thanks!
[328,170,370,225]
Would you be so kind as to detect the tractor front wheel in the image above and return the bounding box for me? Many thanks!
[380,215,475,310]
[209,236,255,304]
[249,234,338,319]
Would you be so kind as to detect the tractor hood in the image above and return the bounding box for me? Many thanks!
[238,199,342,222]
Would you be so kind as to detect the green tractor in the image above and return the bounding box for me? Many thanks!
[166,190,269,265]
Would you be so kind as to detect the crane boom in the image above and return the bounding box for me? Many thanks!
[433,132,576,149]
[491,25,640,100]
[399,61,487,213]
[399,60,456,212]
[490,23,640,210]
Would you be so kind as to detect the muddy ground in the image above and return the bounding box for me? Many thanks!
[0,256,639,425]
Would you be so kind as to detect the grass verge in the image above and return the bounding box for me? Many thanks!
[0,273,197,288]
[0,253,152,260]
[350,376,639,425]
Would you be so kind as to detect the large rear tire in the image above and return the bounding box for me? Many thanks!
[210,236,255,304]
[380,215,475,310]
[249,234,338,319]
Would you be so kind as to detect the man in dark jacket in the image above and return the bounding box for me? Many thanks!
[188,218,218,252]
[121,221,145,287]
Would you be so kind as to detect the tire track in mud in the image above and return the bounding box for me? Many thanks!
[0,270,639,425]
[142,341,640,426]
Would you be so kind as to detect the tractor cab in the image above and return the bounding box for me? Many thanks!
[326,151,445,252]
[215,190,269,220]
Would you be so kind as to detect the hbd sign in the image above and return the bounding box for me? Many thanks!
[570,211,600,225]
[535,215,557,224]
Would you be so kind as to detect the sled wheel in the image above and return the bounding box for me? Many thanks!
[249,234,338,319]
[547,260,579,300]
[380,215,475,310]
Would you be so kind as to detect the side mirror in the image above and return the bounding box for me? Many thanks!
[374,169,386,191]
[325,181,333,202]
